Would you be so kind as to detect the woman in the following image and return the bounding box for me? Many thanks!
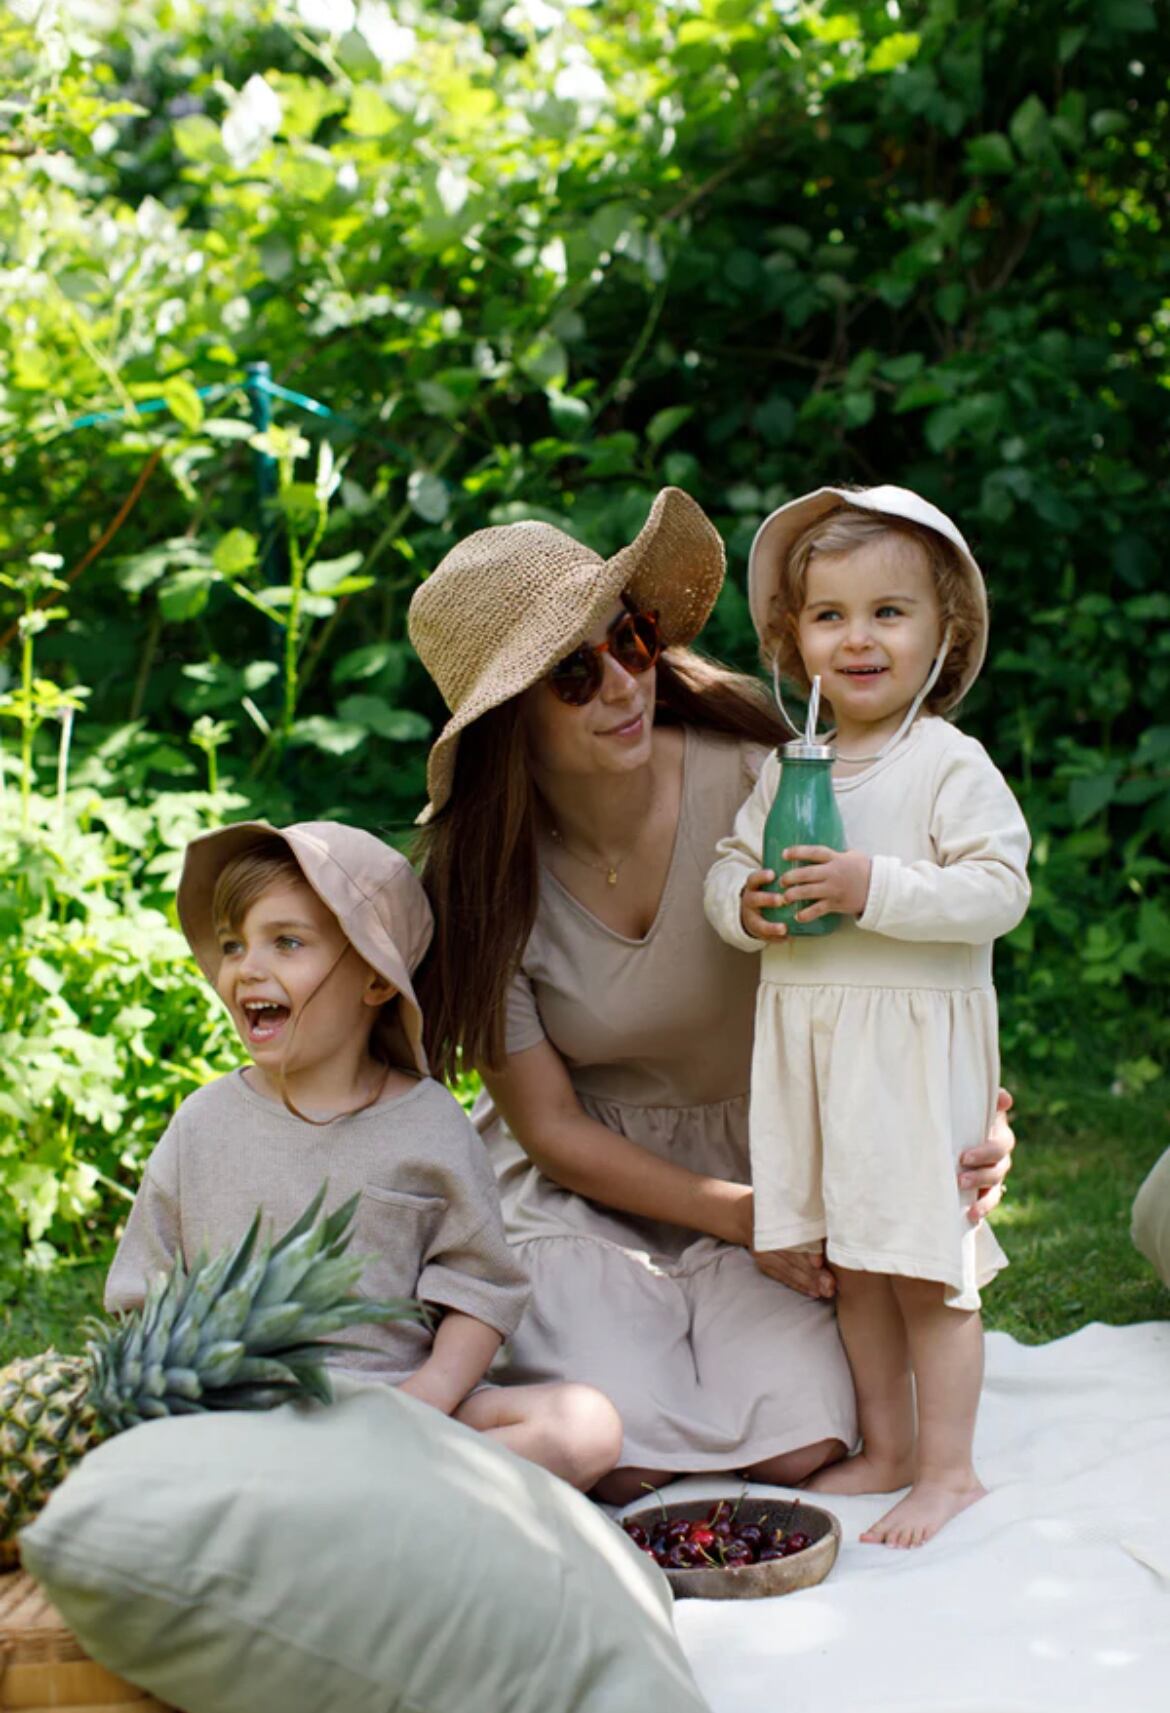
[408,488,1014,1503]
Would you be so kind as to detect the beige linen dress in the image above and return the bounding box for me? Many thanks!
[705,716,1031,1311]
[473,725,857,1472]
[106,1070,531,1385]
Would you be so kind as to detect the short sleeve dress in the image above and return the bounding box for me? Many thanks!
[473,725,857,1473]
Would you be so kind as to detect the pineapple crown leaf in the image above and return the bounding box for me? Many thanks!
[316,1190,363,1253]
[270,1182,331,1254]
[219,1208,265,1290]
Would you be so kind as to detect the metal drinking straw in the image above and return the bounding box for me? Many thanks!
[805,675,821,745]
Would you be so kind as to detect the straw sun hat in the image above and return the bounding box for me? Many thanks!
[408,487,726,817]
[747,485,988,712]
[178,820,433,1077]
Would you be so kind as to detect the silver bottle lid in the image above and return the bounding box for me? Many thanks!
[782,739,835,761]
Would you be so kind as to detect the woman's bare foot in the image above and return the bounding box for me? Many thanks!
[805,1448,914,1496]
[860,1477,986,1548]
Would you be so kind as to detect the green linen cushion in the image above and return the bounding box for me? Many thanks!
[19,1380,708,1713]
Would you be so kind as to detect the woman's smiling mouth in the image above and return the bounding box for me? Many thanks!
[599,713,644,738]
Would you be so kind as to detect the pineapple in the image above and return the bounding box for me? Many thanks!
[1,1186,421,1565]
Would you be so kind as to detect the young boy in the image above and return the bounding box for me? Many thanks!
[106,820,622,1491]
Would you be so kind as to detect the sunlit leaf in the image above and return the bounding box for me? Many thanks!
[407,472,450,523]
[212,530,259,578]
[162,379,205,432]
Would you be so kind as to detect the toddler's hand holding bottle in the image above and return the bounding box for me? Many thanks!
[739,869,791,941]
[779,845,872,925]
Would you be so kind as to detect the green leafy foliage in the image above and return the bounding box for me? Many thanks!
[0,0,1167,1262]
[0,788,245,1265]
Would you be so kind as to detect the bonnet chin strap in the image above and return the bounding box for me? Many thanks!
[771,624,953,765]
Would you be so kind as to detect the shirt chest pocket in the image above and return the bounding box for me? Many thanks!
[351,1186,448,1304]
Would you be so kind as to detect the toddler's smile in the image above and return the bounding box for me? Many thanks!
[796,534,942,751]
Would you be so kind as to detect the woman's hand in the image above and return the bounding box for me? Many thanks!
[960,1086,1016,1221]
[740,869,789,941]
[725,1186,838,1299]
[752,1243,837,1300]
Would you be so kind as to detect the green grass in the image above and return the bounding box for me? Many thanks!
[983,1076,1169,1342]
[1,1077,1166,1363]
[1,1258,110,1359]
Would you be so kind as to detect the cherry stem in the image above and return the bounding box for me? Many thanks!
[640,1481,668,1522]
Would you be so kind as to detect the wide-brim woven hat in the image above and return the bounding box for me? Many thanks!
[177,821,433,1077]
[408,486,725,817]
[747,485,988,710]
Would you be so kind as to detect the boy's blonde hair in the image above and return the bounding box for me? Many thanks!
[763,505,983,714]
[211,835,413,1077]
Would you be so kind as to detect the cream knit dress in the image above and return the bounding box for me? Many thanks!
[704,716,1030,1311]
[473,726,858,1473]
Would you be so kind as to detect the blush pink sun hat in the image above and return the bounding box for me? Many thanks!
[177,821,433,1077]
[747,484,989,711]
[407,486,726,819]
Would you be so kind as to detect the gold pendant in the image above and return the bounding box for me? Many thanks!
[606,868,618,886]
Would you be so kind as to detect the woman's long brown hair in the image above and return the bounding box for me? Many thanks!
[413,647,788,1084]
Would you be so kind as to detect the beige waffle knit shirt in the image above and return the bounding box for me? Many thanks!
[105,1070,531,1384]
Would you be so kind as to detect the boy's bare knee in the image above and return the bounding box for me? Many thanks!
[548,1383,623,1487]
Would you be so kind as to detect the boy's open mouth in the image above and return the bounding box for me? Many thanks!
[839,665,888,677]
[241,999,291,1043]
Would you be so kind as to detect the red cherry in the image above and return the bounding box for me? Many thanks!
[757,1546,786,1562]
[687,1525,717,1548]
[622,1521,649,1548]
[706,1501,733,1526]
[665,1519,691,1544]
[786,1531,811,1552]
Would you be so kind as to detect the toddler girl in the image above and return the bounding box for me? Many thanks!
[107,819,621,1492]
[704,486,1030,1546]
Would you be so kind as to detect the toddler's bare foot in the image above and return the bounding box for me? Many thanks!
[805,1449,914,1496]
[860,1477,986,1548]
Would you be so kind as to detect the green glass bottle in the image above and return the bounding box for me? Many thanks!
[762,739,846,936]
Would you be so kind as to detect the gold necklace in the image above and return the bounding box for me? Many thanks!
[546,778,655,888]
[547,825,637,886]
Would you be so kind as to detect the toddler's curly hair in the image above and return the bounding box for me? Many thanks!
[763,504,983,714]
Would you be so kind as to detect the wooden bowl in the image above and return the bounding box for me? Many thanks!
[620,1496,841,1601]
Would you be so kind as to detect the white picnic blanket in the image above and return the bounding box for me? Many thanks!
[637,1323,1170,1713]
